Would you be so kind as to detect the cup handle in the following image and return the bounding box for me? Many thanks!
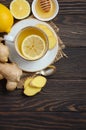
[4,35,14,42]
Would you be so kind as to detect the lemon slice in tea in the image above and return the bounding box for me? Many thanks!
[10,0,30,19]
[21,35,46,60]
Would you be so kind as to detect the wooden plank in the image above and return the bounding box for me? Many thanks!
[59,0,86,15]
[0,112,86,130]
[0,80,86,112]
[53,47,86,79]
[54,14,86,47]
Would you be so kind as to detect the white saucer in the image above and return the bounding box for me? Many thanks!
[5,18,58,72]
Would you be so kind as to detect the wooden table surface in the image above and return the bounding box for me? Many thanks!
[0,0,86,129]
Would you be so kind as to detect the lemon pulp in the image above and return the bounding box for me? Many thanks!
[10,0,30,19]
[21,35,46,60]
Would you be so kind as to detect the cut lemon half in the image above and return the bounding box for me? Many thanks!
[36,24,57,49]
[21,35,46,60]
[10,0,30,19]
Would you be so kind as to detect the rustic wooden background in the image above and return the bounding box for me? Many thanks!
[0,0,86,129]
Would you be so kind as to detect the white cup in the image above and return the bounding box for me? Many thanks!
[4,26,49,61]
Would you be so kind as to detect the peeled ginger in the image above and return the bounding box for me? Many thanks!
[24,86,41,96]
[24,76,47,96]
[30,76,47,88]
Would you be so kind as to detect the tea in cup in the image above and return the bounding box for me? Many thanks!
[13,26,49,61]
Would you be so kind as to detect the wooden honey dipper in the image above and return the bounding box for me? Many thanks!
[39,0,51,12]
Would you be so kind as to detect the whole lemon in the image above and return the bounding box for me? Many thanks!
[0,4,14,33]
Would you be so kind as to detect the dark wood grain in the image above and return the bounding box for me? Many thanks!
[53,48,86,79]
[0,0,86,129]
[59,0,86,15]
[0,79,86,112]
[0,112,86,130]
[54,15,86,47]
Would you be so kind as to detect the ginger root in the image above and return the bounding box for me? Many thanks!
[0,74,4,80]
[0,38,22,91]
[6,81,18,91]
[0,63,22,91]
[0,42,9,63]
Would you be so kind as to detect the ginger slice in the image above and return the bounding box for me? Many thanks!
[30,75,47,88]
[24,86,41,96]
[24,77,32,89]
[23,76,47,96]
[24,77,41,96]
